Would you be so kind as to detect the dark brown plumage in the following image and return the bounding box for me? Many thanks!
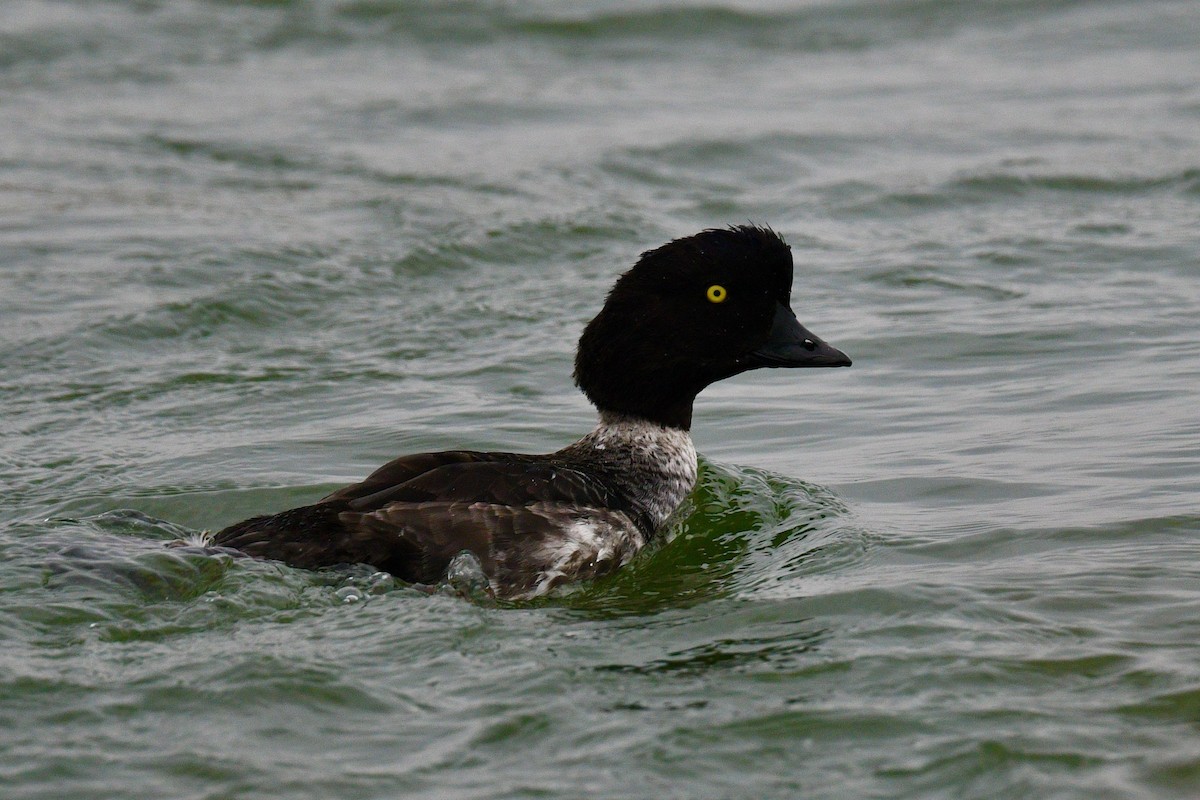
[211,226,850,597]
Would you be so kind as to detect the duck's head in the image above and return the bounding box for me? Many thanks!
[574,225,851,430]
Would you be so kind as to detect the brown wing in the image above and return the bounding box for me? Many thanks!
[211,501,413,573]
[346,501,642,596]
[339,460,624,512]
[213,458,642,593]
[215,498,640,597]
[318,450,526,504]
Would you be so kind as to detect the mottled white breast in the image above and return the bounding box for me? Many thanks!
[573,413,698,529]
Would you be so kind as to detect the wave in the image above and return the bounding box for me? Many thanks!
[0,0,1112,81]
[564,458,866,613]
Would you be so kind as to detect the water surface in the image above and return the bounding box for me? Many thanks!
[2,1,1199,798]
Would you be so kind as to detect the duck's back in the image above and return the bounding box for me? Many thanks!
[211,447,654,597]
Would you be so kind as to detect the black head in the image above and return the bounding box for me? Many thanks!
[574,225,851,430]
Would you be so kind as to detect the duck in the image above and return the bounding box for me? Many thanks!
[211,225,851,598]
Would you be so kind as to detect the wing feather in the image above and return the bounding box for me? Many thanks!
[345,501,642,596]
[214,456,644,596]
[318,450,525,504]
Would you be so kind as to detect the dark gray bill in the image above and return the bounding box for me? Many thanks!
[748,303,852,368]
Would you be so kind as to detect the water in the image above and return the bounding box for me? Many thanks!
[3,1,1199,797]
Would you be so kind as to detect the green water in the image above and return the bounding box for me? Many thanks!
[3,1,1199,797]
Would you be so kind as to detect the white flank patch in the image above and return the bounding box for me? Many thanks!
[530,515,642,597]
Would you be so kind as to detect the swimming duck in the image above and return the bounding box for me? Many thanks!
[212,225,851,598]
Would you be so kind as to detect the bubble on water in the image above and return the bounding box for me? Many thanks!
[443,550,493,599]
[335,586,364,604]
[367,571,395,595]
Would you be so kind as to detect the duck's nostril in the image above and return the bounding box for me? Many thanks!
[803,339,816,352]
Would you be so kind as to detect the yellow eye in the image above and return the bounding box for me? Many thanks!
[706,284,727,303]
